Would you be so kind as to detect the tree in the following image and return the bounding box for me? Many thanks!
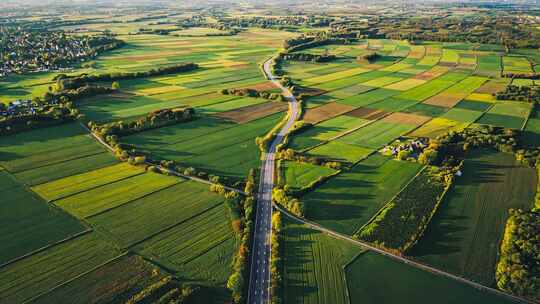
[112,81,120,90]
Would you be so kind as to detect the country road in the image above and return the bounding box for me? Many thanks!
[246,57,300,304]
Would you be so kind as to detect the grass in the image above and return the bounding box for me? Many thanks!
[281,161,337,191]
[346,251,516,304]
[524,114,540,146]
[476,55,501,77]
[289,116,369,150]
[88,181,224,247]
[308,141,374,163]
[361,76,404,88]
[337,120,417,149]
[55,172,180,218]
[134,203,236,286]
[409,150,537,286]
[32,163,145,202]
[281,218,362,304]
[303,67,370,84]
[302,154,422,235]
[0,170,86,265]
[502,56,533,74]
[365,97,418,112]
[0,233,121,303]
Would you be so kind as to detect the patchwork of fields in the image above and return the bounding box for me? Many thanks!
[1,11,539,303]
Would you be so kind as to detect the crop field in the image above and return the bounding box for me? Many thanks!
[54,172,181,218]
[0,233,121,303]
[410,151,537,286]
[439,108,484,123]
[307,141,374,163]
[301,154,423,235]
[88,181,224,247]
[476,54,502,77]
[346,252,515,304]
[289,115,370,150]
[408,118,469,138]
[0,170,86,265]
[337,120,417,149]
[281,218,362,304]
[29,255,165,304]
[502,56,533,74]
[124,113,284,178]
[0,123,108,173]
[280,161,337,191]
[32,163,145,202]
[134,203,237,287]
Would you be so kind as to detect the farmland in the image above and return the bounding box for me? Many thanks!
[300,154,423,235]
[409,151,537,286]
[1,2,540,304]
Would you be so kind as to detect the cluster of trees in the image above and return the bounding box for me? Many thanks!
[276,148,341,170]
[45,85,115,103]
[124,276,199,304]
[0,101,79,136]
[56,63,199,90]
[270,212,282,304]
[226,194,256,303]
[284,35,353,53]
[220,88,286,101]
[281,52,337,63]
[501,73,538,80]
[358,166,456,253]
[366,14,540,49]
[0,26,124,77]
[272,187,304,217]
[358,51,381,63]
[417,126,519,167]
[496,208,540,300]
[215,15,334,31]
[494,85,540,103]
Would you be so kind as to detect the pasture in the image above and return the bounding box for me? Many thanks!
[409,150,537,286]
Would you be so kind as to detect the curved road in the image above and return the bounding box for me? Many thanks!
[247,57,299,304]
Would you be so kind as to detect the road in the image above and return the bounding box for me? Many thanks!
[246,57,300,304]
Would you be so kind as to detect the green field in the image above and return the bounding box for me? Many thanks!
[134,202,237,289]
[337,120,417,149]
[0,170,87,265]
[123,113,284,178]
[307,141,374,163]
[89,181,224,247]
[55,172,180,218]
[281,218,362,304]
[0,233,121,303]
[280,161,337,191]
[288,116,369,150]
[346,252,515,304]
[29,255,165,304]
[301,154,423,235]
[409,150,537,286]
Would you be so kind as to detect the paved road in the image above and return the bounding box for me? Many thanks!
[247,57,299,304]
